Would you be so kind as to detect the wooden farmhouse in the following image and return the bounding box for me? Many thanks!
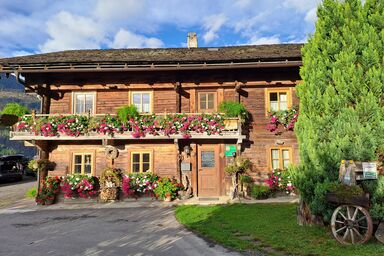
[0,41,302,197]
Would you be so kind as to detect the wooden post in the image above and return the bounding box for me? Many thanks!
[174,82,181,113]
[190,143,198,197]
[174,139,181,182]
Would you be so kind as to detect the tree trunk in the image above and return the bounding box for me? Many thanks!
[297,197,324,226]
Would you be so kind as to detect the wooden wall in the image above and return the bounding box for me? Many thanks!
[49,141,178,178]
[47,76,300,181]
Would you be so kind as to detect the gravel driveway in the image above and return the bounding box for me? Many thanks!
[0,176,36,208]
[0,207,241,256]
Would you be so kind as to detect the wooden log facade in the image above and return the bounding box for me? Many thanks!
[0,44,302,197]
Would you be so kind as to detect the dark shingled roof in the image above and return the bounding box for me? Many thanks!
[0,44,302,66]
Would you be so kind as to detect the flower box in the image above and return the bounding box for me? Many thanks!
[223,119,238,130]
[325,192,370,208]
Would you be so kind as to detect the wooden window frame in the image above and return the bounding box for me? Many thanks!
[129,150,153,173]
[129,91,154,114]
[265,88,292,115]
[72,91,96,114]
[267,146,293,170]
[197,91,217,113]
[71,152,95,175]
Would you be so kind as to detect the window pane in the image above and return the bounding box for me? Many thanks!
[74,155,82,164]
[75,95,85,114]
[142,103,150,113]
[142,153,150,162]
[142,93,150,104]
[143,163,150,172]
[85,95,94,113]
[132,153,140,163]
[279,93,287,102]
[133,94,142,112]
[201,151,215,168]
[208,93,214,102]
[269,93,278,101]
[207,98,214,110]
[74,164,82,174]
[84,155,92,174]
[283,160,290,169]
[272,160,280,170]
[132,163,140,172]
[199,94,206,110]
[282,150,290,160]
[279,93,288,110]
[271,149,279,160]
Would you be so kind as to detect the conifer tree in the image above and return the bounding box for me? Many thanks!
[295,0,384,221]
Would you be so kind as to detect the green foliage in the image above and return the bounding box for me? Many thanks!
[250,185,271,199]
[362,176,384,221]
[116,105,139,123]
[153,177,183,199]
[239,174,253,184]
[0,103,29,117]
[294,0,384,220]
[218,101,249,120]
[224,157,252,175]
[25,187,37,198]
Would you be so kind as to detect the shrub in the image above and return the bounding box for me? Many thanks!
[1,103,29,117]
[251,185,271,200]
[116,105,139,123]
[218,101,249,120]
[154,177,184,200]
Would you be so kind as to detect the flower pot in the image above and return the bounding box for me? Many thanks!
[164,195,172,202]
[100,187,119,202]
[223,119,239,130]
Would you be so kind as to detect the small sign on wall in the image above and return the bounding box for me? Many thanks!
[225,145,236,157]
[362,162,378,179]
[181,162,191,171]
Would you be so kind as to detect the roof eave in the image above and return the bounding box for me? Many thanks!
[0,60,302,74]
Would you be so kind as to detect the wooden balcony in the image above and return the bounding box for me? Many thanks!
[10,113,244,143]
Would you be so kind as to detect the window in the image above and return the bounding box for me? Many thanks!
[270,148,292,170]
[131,92,153,113]
[72,153,93,175]
[201,151,215,168]
[198,92,216,112]
[73,92,95,114]
[131,152,152,173]
[265,88,292,114]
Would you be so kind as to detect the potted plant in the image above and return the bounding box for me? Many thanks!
[218,101,249,129]
[239,174,253,197]
[225,157,252,199]
[35,176,61,205]
[99,168,122,202]
[154,177,184,201]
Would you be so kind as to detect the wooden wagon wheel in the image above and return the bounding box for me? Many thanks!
[331,205,373,245]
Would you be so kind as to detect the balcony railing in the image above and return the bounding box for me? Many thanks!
[10,113,244,141]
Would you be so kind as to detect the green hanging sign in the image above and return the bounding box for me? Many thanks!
[225,145,237,157]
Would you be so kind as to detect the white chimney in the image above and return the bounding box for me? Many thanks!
[187,32,198,48]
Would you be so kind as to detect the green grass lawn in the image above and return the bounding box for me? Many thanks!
[175,204,384,256]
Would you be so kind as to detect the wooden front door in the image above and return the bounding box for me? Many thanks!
[198,145,220,197]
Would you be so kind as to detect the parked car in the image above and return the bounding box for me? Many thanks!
[0,154,25,182]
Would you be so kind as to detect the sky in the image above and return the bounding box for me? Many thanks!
[0,0,322,58]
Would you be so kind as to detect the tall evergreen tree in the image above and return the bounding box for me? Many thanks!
[295,0,384,220]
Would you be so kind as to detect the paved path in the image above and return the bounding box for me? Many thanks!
[0,176,36,208]
[0,207,241,256]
